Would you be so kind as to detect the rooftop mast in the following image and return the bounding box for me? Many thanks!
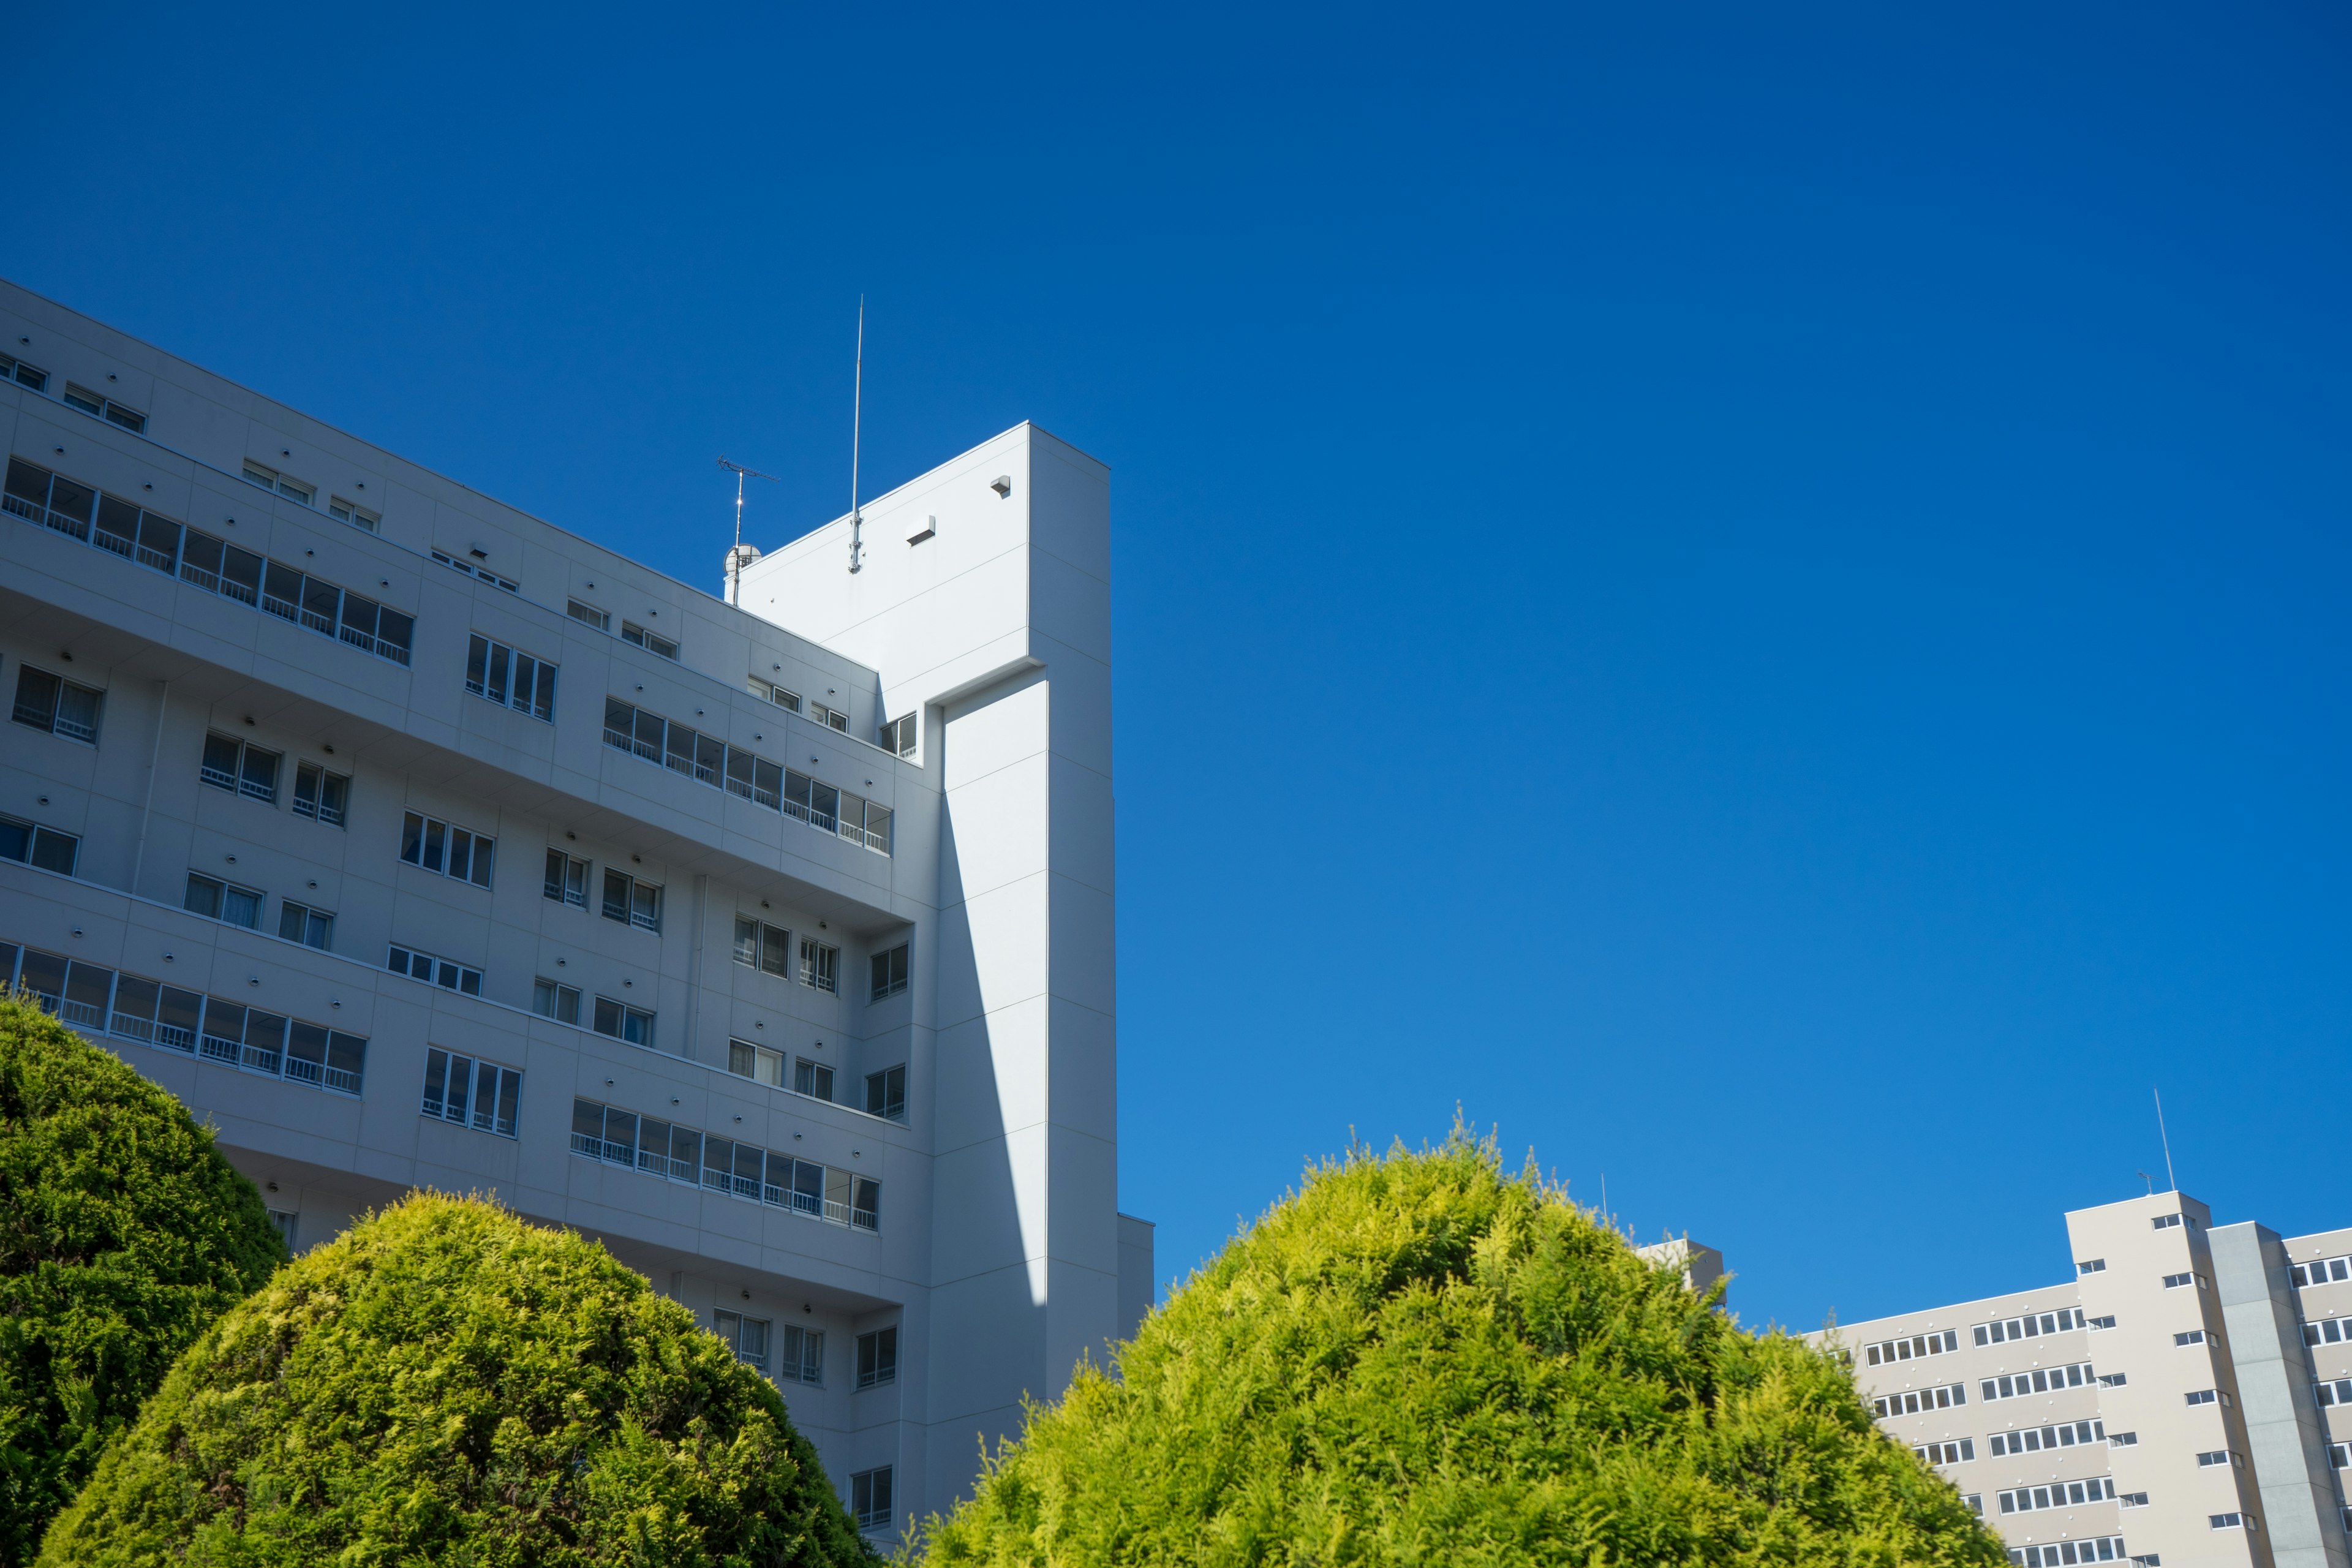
[717,456,777,606]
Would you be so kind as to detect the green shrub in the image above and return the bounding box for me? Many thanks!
[0,993,285,1566]
[39,1191,876,1567]
[922,1133,2005,1567]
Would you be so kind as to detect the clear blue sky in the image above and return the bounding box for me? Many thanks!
[11,4,2346,1333]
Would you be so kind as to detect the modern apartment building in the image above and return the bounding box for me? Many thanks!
[1817,1191,2352,1568]
[0,277,1146,1543]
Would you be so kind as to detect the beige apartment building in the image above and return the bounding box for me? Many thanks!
[1814,1192,2352,1568]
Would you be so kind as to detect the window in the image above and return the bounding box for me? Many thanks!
[810,701,848,733]
[2002,1540,2129,1567]
[2119,1491,2150,1507]
[856,1326,897,1390]
[601,870,662,932]
[12,666,103,743]
[34,952,368,1093]
[2195,1450,2241,1468]
[2329,1441,2349,1469]
[734,916,791,977]
[1961,1495,1980,1518]
[850,1468,892,1534]
[602,697,892,854]
[620,620,677,660]
[292,763,349,826]
[1986,1420,2104,1457]
[729,1039,787,1088]
[567,598,609,632]
[421,1048,522,1136]
[543,850,590,907]
[592,996,654,1048]
[240,459,314,506]
[2174,1329,2209,1347]
[2210,1513,2248,1531]
[2152,1213,2184,1229]
[870,943,909,1001]
[2163,1271,2209,1290]
[2313,1377,2352,1407]
[748,676,800,712]
[794,1058,834,1101]
[2293,1255,2352,1287]
[1870,1384,1965,1417]
[1912,1438,1973,1466]
[2097,1371,2127,1387]
[866,1065,906,1121]
[3,352,48,391]
[200,733,282,802]
[400,812,496,888]
[63,383,146,432]
[2087,1314,2117,1330]
[567,1095,881,1231]
[1998,1478,2116,1514]
[0,815,80,876]
[532,977,581,1024]
[386,944,483,995]
[432,549,518,593]
[1980,1363,2094,1401]
[465,635,556,720]
[327,496,379,531]
[2302,1316,2348,1348]
[780,1324,824,1385]
[268,1210,298,1251]
[800,938,838,993]
[2107,1430,2137,1446]
[714,1310,770,1373]
[277,901,333,950]
[881,714,916,756]
[2184,1388,2224,1407]
[1867,1329,1961,1366]
[2077,1258,2106,1275]
[184,873,264,929]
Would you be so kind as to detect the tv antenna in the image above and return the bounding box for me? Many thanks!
[2136,1170,2153,1196]
[847,295,865,575]
[717,457,778,606]
[2154,1087,2177,1193]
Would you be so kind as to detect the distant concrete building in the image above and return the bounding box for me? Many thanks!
[0,277,1147,1542]
[1815,1192,2352,1568]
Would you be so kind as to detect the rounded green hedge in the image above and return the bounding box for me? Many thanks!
[0,993,286,1566]
[39,1192,876,1567]
[923,1134,2006,1567]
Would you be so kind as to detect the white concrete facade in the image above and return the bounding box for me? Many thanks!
[1814,1194,2352,1568]
[0,277,1145,1543]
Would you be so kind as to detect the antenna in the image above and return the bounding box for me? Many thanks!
[847,296,865,575]
[2154,1087,2177,1193]
[716,457,778,606]
[2137,1170,2153,1196]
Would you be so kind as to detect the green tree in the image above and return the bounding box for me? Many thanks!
[923,1133,2005,1567]
[39,1190,876,1568]
[0,993,286,1567]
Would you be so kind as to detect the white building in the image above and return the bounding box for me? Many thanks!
[0,277,1149,1543]
[1817,1192,2352,1568]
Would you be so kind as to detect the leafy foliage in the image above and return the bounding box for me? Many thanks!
[0,993,285,1567]
[922,1133,2005,1567]
[39,1191,878,1568]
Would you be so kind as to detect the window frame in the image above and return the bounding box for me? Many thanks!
[276,899,334,950]
[601,869,663,932]
[399,810,497,889]
[532,976,582,1025]
[543,849,591,908]
[292,761,350,826]
[184,872,266,929]
[0,814,81,876]
[856,1325,898,1390]
[12,664,104,744]
[420,1046,523,1136]
[464,633,557,720]
[386,943,484,995]
[620,620,679,660]
[800,937,839,993]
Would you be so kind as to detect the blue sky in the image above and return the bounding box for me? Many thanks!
[10,3,2346,1333]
